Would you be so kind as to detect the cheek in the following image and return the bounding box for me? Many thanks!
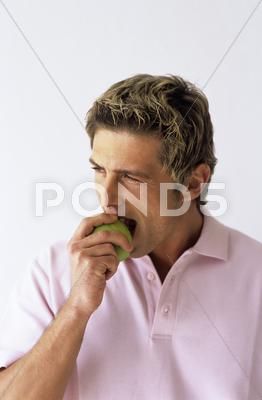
[116,184,151,216]
[127,184,144,200]
[165,189,183,211]
[147,188,160,212]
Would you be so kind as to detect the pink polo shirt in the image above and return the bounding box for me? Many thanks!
[0,214,262,399]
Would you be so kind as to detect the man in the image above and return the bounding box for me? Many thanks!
[0,74,261,399]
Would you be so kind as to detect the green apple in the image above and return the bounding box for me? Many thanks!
[93,220,132,261]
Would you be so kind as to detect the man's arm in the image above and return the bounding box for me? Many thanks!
[0,300,90,400]
[0,212,132,400]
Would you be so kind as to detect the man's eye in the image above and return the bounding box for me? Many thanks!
[123,174,140,183]
[91,166,103,172]
[91,167,141,183]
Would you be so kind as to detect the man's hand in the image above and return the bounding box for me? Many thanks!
[67,213,133,318]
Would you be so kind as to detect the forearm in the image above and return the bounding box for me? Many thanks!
[0,301,90,400]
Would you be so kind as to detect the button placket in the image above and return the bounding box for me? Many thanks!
[146,271,156,281]
[147,251,194,338]
[161,304,171,316]
[150,278,179,338]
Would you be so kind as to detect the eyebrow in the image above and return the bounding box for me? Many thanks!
[89,157,152,180]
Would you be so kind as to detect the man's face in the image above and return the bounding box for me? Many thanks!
[90,128,186,258]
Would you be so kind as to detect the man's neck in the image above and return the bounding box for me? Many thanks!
[149,205,204,283]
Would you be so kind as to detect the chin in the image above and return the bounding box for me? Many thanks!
[129,247,149,259]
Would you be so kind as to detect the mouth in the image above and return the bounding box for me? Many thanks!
[118,216,137,237]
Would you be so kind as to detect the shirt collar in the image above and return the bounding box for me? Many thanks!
[190,209,229,261]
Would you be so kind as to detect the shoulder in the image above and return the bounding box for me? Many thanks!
[224,223,262,272]
[226,223,262,254]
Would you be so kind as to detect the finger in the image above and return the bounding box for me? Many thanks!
[71,213,118,241]
[75,243,118,259]
[75,230,133,253]
[87,254,118,276]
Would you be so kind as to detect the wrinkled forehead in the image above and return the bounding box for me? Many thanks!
[92,128,164,172]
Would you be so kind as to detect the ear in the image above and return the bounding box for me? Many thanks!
[187,163,211,201]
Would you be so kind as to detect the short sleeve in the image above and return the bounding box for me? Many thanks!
[0,254,55,368]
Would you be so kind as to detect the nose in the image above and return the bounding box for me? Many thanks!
[99,176,119,215]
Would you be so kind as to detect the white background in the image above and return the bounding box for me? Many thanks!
[0,0,261,310]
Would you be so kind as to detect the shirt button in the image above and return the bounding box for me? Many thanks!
[146,272,156,281]
[162,305,171,315]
